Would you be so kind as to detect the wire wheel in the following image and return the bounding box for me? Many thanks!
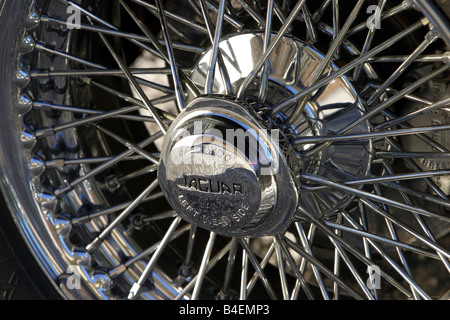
[1,0,450,300]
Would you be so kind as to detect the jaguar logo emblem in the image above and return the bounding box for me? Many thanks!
[177,175,243,196]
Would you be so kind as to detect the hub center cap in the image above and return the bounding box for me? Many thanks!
[158,32,372,236]
[158,97,298,237]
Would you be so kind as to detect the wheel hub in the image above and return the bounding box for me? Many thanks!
[158,96,298,237]
[158,33,372,232]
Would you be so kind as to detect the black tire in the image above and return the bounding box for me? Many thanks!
[0,0,61,300]
[0,196,60,300]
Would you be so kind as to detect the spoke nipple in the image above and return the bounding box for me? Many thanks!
[19,129,36,149]
[55,213,72,237]
[425,29,439,42]
[128,283,141,300]
[404,0,415,9]
[72,248,92,266]
[35,126,56,139]
[443,52,450,64]
[24,8,41,29]
[17,92,34,114]
[92,270,112,291]
[174,262,193,287]
[216,289,236,300]
[34,189,58,212]
[109,264,127,279]
[105,174,121,192]
[420,17,430,26]
[79,77,92,85]
[14,62,31,88]
[85,237,103,254]
[18,35,36,54]
[54,183,73,198]
[28,156,46,177]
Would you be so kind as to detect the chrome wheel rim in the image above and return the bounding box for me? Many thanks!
[2,0,450,300]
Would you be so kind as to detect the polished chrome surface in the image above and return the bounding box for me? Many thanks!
[159,96,297,237]
[0,0,449,301]
[190,33,372,216]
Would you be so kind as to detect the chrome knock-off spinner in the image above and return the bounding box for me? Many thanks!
[158,96,298,237]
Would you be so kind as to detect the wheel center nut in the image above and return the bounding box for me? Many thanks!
[158,96,298,237]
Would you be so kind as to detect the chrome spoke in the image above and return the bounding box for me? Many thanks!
[239,238,278,299]
[301,174,450,224]
[302,4,318,43]
[34,106,140,138]
[34,39,104,69]
[85,78,176,121]
[14,0,450,301]
[324,221,439,260]
[96,125,159,165]
[62,0,201,97]
[297,207,416,299]
[274,237,290,300]
[237,0,308,99]
[85,179,160,253]
[302,64,450,158]
[192,232,217,300]
[90,18,169,134]
[332,214,344,300]
[32,100,166,123]
[300,170,450,190]
[174,240,233,300]
[290,224,317,300]
[375,151,450,159]
[381,162,450,272]
[296,223,330,300]
[128,217,182,299]
[312,0,331,23]
[271,18,429,115]
[40,14,203,55]
[246,241,276,295]
[294,124,450,146]
[327,232,375,300]
[71,191,165,226]
[240,239,249,300]
[180,225,198,278]
[275,235,315,300]
[54,133,163,197]
[331,0,340,58]
[376,96,450,130]
[205,0,227,94]
[348,0,412,36]
[234,0,265,26]
[198,0,233,95]
[31,67,191,78]
[367,31,438,106]
[109,223,191,278]
[353,0,387,81]
[286,0,365,123]
[340,211,431,299]
[202,0,245,30]
[257,0,275,104]
[134,0,208,34]
[120,0,186,111]
[281,234,365,300]
[368,53,450,63]
[373,183,422,299]
[43,155,156,169]
[384,137,449,199]
[361,199,450,260]
[220,238,239,299]
[157,0,187,111]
